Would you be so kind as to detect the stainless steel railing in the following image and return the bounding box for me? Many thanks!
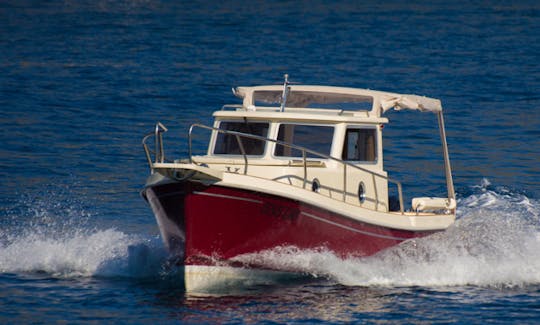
[142,122,169,171]
[143,122,404,213]
[188,123,404,214]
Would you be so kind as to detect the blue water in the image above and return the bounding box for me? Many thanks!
[1,0,539,323]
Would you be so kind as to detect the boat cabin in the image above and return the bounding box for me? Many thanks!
[182,84,455,214]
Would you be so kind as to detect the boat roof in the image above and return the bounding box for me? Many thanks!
[233,85,443,118]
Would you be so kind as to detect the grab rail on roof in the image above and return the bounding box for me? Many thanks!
[221,104,244,111]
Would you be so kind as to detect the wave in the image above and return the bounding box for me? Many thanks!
[0,188,168,279]
[235,179,540,287]
[0,227,168,279]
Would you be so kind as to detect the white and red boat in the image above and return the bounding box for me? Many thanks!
[142,76,456,291]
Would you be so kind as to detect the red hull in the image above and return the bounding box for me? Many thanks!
[145,181,434,268]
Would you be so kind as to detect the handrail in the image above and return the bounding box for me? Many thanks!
[221,104,244,111]
[142,122,169,172]
[155,122,168,163]
[187,123,405,214]
[235,133,248,174]
[142,132,154,169]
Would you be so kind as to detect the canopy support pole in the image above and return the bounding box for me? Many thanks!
[437,111,455,202]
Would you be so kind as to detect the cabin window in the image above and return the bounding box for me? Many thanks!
[342,128,376,162]
[214,121,269,155]
[275,124,334,158]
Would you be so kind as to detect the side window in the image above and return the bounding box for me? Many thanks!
[342,128,376,162]
[275,124,334,158]
[214,121,269,155]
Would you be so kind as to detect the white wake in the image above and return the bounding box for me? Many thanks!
[2,179,538,288]
[235,180,540,287]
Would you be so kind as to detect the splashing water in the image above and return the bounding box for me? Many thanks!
[0,188,168,279]
[2,180,539,289]
[0,228,169,279]
[235,180,540,288]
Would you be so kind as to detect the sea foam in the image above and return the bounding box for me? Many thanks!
[0,189,167,279]
[2,180,538,288]
[235,180,540,287]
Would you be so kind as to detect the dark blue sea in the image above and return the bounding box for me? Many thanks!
[1,0,539,323]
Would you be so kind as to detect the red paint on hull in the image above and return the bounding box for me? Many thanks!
[146,181,434,268]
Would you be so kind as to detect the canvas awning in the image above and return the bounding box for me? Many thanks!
[380,95,442,113]
[234,85,443,116]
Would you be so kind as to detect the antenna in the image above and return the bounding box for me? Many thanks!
[280,74,290,112]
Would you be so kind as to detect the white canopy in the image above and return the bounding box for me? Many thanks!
[380,95,442,113]
[232,83,454,205]
[234,85,443,116]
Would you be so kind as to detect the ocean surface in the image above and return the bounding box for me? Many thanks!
[1,0,539,323]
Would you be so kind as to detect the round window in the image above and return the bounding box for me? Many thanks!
[312,178,321,193]
[358,182,366,203]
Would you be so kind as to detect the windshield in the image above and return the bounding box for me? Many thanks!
[213,121,269,155]
[275,124,334,158]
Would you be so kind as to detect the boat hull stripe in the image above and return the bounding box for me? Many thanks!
[193,191,264,204]
[300,211,410,241]
[197,188,410,241]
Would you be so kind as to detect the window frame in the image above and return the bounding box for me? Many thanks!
[272,123,336,160]
[342,126,378,164]
[212,120,270,157]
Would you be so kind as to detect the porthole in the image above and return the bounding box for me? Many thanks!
[358,182,366,203]
[312,178,321,193]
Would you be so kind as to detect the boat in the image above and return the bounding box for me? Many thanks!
[141,75,456,292]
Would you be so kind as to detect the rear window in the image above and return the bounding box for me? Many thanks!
[275,124,334,158]
[213,121,269,155]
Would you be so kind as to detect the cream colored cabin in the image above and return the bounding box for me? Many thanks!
[184,84,455,214]
[192,111,388,212]
[145,83,456,231]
